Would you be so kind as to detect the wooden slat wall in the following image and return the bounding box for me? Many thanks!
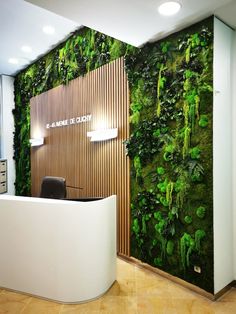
[30,58,130,256]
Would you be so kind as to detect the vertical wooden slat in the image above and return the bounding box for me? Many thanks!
[30,58,130,256]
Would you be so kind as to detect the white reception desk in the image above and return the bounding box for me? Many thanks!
[0,195,116,303]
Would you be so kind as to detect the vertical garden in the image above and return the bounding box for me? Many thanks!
[13,28,134,195]
[125,17,214,292]
[14,17,214,292]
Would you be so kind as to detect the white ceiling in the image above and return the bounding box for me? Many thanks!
[26,0,236,46]
[1,0,236,76]
[0,0,79,76]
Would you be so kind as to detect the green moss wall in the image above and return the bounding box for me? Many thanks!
[14,27,135,195]
[14,17,214,292]
[125,17,214,293]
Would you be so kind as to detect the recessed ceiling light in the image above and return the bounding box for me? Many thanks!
[42,25,55,35]
[21,45,32,53]
[8,58,19,65]
[158,1,181,16]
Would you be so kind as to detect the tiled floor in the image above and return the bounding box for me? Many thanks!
[0,258,235,313]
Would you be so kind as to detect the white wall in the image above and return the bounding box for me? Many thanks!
[0,75,15,195]
[232,30,236,280]
[213,17,234,293]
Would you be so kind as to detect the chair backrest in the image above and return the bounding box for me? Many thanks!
[40,176,66,199]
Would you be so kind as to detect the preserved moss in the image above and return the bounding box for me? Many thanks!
[127,17,214,293]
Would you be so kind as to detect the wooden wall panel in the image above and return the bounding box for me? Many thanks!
[30,58,130,256]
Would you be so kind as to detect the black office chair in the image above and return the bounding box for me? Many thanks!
[40,176,67,199]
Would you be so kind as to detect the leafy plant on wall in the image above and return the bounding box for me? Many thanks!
[125,17,214,292]
[13,27,136,195]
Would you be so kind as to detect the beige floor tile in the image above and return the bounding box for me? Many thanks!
[115,278,137,296]
[218,287,236,302]
[137,296,213,314]
[135,267,198,300]
[134,264,199,300]
[100,296,137,314]
[61,298,101,314]
[116,260,137,296]
[0,290,31,314]
[0,259,235,314]
[166,281,203,300]
[105,281,123,296]
[135,271,169,297]
[105,279,137,297]
[117,260,135,281]
[137,296,172,314]
[211,303,236,314]
[170,298,214,314]
[21,297,62,314]
[211,288,236,314]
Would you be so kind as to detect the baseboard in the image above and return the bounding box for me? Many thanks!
[117,253,234,301]
[214,281,236,300]
[231,280,236,287]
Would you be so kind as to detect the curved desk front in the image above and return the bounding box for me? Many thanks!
[0,195,116,303]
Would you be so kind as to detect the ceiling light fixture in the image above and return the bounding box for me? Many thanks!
[158,1,181,16]
[42,25,55,35]
[21,45,32,53]
[8,58,19,65]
